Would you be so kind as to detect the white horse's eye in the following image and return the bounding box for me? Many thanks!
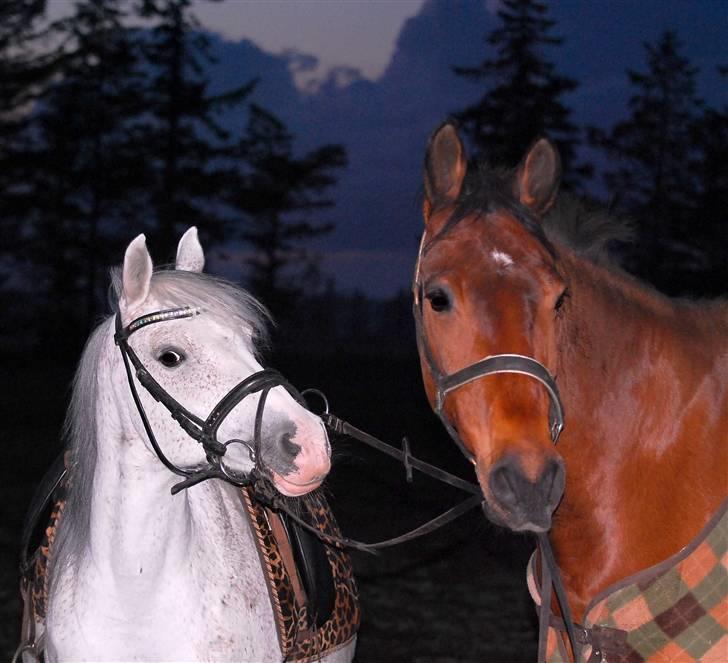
[158,348,186,368]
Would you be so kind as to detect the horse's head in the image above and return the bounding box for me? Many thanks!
[114,228,331,496]
[416,123,567,532]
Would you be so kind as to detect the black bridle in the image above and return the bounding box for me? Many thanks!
[114,305,304,494]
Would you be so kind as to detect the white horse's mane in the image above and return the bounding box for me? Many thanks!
[51,268,271,584]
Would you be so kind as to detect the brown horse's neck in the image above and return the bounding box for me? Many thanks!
[550,248,728,619]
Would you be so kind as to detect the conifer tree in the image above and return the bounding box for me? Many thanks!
[0,0,55,345]
[452,0,585,186]
[0,0,55,248]
[229,104,346,318]
[0,0,51,145]
[690,66,728,295]
[137,0,256,255]
[590,31,705,292]
[7,0,150,334]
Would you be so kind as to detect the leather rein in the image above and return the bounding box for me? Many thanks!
[111,304,486,555]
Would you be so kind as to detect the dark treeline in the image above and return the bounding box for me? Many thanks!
[0,0,346,355]
[453,0,726,297]
[1,0,726,360]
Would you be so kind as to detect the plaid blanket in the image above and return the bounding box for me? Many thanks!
[528,498,728,662]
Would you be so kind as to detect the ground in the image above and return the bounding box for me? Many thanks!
[1,355,538,662]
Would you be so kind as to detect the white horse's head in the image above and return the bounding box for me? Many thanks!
[114,227,331,496]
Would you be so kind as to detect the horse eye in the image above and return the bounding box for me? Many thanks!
[554,288,569,311]
[426,288,452,313]
[158,349,185,368]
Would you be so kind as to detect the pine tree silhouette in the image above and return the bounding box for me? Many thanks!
[452,0,586,188]
[137,0,256,256]
[590,31,707,294]
[5,0,151,337]
[227,104,346,321]
[0,0,56,253]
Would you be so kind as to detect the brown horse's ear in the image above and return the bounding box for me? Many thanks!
[514,138,561,216]
[423,123,467,222]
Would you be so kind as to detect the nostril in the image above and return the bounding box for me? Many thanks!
[278,431,300,460]
[489,461,519,507]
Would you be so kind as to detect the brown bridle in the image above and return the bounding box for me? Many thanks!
[412,231,565,465]
[114,304,304,494]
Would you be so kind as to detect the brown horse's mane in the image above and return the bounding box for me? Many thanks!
[546,195,728,329]
[454,161,727,316]
[542,194,634,267]
[446,162,633,269]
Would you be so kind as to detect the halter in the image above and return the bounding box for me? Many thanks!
[411,226,577,659]
[114,305,304,494]
[411,231,565,464]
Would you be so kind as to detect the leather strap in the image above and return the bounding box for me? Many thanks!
[537,534,579,662]
[266,510,313,641]
[323,414,482,497]
[114,305,303,494]
[440,354,564,443]
[245,411,485,553]
[12,579,41,663]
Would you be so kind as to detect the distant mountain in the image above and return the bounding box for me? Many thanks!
[207,0,725,297]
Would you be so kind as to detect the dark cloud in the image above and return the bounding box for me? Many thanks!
[207,0,725,296]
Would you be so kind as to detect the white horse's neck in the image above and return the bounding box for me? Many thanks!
[45,358,280,662]
[91,436,206,581]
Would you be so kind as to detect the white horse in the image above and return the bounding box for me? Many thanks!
[33,228,356,661]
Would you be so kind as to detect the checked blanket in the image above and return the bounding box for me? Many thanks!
[528,498,728,662]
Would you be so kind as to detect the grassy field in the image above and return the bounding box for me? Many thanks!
[1,352,538,661]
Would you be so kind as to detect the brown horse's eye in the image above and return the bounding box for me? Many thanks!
[555,288,569,311]
[158,348,186,368]
[426,288,452,313]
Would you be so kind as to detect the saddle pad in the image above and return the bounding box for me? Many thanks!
[242,488,360,660]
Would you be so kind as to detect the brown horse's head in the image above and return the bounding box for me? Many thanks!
[416,123,567,533]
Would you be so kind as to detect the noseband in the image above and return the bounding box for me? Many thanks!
[114,305,304,494]
[412,232,565,464]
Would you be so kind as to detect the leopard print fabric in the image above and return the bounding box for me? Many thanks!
[25,474,68,622]
[242,488,361,661]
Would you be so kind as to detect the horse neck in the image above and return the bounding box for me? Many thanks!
[47,338,281,661]
[550,249,728,617]
[87,359,252,580]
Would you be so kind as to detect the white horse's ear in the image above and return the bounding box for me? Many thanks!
[175,226,205,273]
[120,234,153,316]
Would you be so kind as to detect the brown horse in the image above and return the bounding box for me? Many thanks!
[414,123,728,656]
